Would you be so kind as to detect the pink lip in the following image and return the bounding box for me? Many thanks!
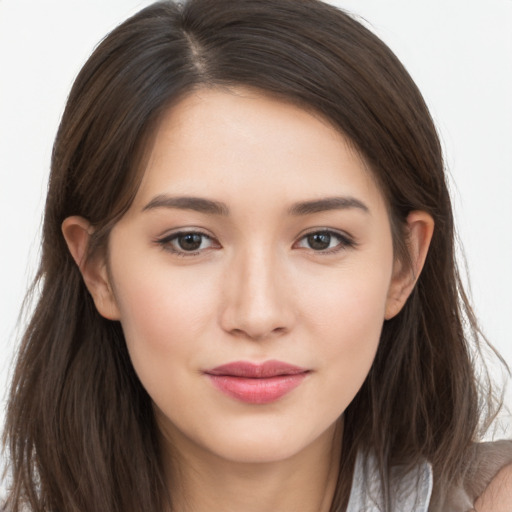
[205,360,309,404]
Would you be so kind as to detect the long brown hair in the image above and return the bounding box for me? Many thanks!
[2,1,505,510]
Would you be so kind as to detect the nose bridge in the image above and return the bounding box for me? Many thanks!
[220,243,291,339]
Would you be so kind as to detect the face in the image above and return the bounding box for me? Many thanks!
[98,88,405,465]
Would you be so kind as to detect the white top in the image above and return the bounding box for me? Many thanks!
[346,451,433,511]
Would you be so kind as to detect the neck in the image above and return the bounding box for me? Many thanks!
[161,420,343,512]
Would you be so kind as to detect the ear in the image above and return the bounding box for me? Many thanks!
[61,216,121,320]
[385,211,435,320]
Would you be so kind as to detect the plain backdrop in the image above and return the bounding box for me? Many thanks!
[1,0,511,478]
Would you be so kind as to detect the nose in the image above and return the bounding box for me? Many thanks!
[219,248,295,341]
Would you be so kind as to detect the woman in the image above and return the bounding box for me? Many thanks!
[2,0,511,510]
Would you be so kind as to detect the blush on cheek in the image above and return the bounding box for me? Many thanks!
[307,284,386,381]
[114,268,212,343]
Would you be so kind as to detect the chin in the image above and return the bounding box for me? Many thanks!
[198,418,339,466]
[210,437,311,464]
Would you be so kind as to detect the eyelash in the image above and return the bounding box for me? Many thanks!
[155,229,356,256]
[155,230,218,256]
[293,229,356,254]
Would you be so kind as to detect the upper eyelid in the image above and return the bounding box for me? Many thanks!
[157,227,215,241]
[296,227,354,241]
[155,227,354,240]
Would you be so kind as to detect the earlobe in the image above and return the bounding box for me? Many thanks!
[61,216,121,321]
[385,211,435,320]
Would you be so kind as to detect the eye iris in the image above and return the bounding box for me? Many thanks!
[307,233,331,250]
[178,233,203,251]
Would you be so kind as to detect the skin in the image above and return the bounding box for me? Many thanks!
[474,464,512,512]
[63,88,435,512]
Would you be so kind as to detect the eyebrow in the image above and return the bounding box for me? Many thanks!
[142,195,229,215]
[288,196,370,215]
[142,194,369,216]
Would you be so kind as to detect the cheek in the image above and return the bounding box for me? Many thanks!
[109,260,221,391]
[305,258,391,338]
[301,258,392,391]
[113,257,218,338]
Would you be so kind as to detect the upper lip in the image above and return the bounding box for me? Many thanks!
[205,360,309,378]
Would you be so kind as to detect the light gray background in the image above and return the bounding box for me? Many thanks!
[1,0,511,479]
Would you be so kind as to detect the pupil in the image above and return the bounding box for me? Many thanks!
[308,233,331,250]
[178,233,202,251]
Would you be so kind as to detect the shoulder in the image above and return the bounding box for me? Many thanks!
[430,440,512,512]
[474,462,512,512]
[464,440,512,512]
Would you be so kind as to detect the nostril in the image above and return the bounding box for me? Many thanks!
[228,325,288,341]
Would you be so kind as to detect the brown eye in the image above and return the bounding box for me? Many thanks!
[294,230,355,253]
[177,233,204,251]
[157,231,219,255]
[306,232,332,251]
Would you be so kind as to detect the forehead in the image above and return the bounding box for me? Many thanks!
[131,87,386,214]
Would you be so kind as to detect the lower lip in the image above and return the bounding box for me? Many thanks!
[207,374,307,404]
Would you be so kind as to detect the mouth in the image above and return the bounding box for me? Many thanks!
[204,360,310,404]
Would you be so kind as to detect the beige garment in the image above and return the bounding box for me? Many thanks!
[429,440,512,511]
